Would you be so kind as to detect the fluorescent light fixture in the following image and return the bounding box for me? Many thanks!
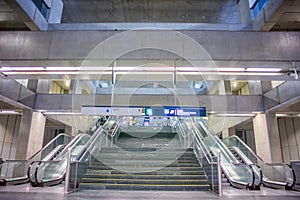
[217,68,245,72]
[0,110,21,115]
[215,113,255,117]
[252,111,263,114]
[0,67,44,71]
[46,67,80,71]
[43,112,81,115]
[114,67,136,71]
[246,68,281,72]
[276,114,289,117]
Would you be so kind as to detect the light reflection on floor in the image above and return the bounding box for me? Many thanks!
[0,184,299,200]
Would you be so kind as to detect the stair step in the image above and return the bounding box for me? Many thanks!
[90,162,200,167]
[88,166,203,171]
[86,170,205,176]
[91,159,198,165]
[81,178,209,185]
[79,182,210,191]
[100,147,193,152]
[83,173,207,179]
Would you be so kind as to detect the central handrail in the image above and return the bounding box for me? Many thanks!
[175,118,221,194]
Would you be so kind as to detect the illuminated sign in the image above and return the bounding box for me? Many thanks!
[145,106,206,117]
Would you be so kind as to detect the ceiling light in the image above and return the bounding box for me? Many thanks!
[46,67,79,71]
[217,68,245,72]
[215,113,255,117]
[246,68,281,72]
[0,110,22,115]
[0,67,44,71]
[43,112,81,115]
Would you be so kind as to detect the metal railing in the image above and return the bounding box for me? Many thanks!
[176,118,222,195]
[194,118,261,190]
[65,116,123,193]
[223,135,295,189]
[0,133,71,185]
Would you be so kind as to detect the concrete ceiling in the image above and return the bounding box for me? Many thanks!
[61,0,241,23]
[267,0,300,31]
[0,0,29,30]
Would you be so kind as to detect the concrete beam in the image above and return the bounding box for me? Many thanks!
[34,94,264,114]
[0,79,35,109]
[264,81,300,111]
[0,31,299,62]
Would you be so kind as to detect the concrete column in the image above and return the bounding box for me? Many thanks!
[70,80,83,94]
[27,80,38,92]
[15,110,46,159]
[261,81,273,93]
[238,0,252,24]
[219,81,231,95]
[253,113,282,163]
[65,126,77,137]
[222,129,229,139]
[248,80,263,95]
[36,80,51,93]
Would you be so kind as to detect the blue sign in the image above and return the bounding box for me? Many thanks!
[145,106,206,117]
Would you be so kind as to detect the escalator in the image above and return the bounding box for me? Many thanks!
[0,133,71,186]
[28,116,116,187]
[223,135,295,190]
[191,118,262,190]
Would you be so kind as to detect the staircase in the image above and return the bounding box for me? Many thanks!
[79,130,210,191]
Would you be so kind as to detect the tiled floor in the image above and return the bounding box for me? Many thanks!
[0,184,299,200]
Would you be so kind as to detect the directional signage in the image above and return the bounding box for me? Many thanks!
[81,106,143,116]
[145,106,206,117]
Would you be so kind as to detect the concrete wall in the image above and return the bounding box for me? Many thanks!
[0,115,21,159]
[278,117,300,163]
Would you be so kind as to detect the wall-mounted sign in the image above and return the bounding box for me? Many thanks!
[81,106,143,116]
[145,106,206,117]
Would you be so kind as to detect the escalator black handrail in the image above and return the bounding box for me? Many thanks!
[1,133,71,185]
[29,133,86,186]
[225,135,295,188]
[209,147,253,190]
[197,120,257,190]
[1,133,71,164]
[224,135,264,162]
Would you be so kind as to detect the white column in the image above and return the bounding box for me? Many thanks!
[16,111,46,159]
[253,113,282,163]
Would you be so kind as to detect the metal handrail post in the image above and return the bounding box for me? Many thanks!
[64,150,71,194]
[217,151,222,196]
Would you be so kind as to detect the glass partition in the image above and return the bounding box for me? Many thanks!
[193,118,261,190]
[29,134,91,186]
[223,135,295,189]
[0,134,71,185]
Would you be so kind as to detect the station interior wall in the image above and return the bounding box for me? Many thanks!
[0,115,21,159]
[278,117,300,163]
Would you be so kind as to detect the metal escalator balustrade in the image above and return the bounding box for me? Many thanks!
[28,133,91,186]
[193,118,261,190]
[0,133,71,186]
[28,116,112,187]
[223,135,295,190]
